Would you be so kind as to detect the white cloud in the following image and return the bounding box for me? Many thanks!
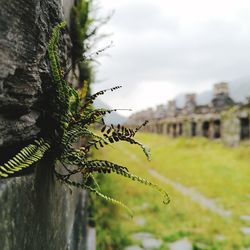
[92,0,250,116]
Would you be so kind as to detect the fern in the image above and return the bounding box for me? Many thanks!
[0,22,169,216]
[88,121,151,159]
[62,178,133,217]
[0,139,50,177]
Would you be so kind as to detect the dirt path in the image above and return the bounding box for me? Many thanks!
[148,169,232,218]
[121,147,232,218]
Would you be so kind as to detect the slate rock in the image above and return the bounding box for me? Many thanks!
[0,0,72,148]
[168,238,193,250]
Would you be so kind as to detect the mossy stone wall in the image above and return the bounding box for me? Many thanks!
[0,0,89,249]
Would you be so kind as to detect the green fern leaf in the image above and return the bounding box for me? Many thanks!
[64,178,133,217]
[82,160,169,205]
[0,139,51,178]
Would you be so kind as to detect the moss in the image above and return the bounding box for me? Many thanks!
[69,0,93,90]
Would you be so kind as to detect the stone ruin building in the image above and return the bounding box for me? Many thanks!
[127,82,250,146]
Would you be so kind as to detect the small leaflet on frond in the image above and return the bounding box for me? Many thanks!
[101,125,106,133]
[85,184,133,218]
[134,120,149,134]
[82,86,122,109]
[88,173,101,190]
[141,144,151,161]
[114,169,170,205]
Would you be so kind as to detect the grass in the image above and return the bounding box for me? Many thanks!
[92,133,250,249]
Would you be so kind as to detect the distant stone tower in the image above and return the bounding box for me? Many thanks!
[213,82,229,96]
[155,104,166,119]
[212,82,234,110]
[185,93,196,113]
[167,100,177,117]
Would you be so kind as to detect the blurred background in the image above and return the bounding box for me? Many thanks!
[93,0,250,118]
[88,1,250,250]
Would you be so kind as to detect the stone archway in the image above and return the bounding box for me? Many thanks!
[240,117,250,140]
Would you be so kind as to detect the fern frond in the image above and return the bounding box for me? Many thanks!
[48,22,82,132]
[79,108,116,125]
[62,126,105,147]
[63,178,133,217]
[81,160,169,205]
[61,125,85,145]
[94,124,151,160]
[61,148,87,166]
[77,128,106,141]
[46,23,168,216]
[134,120,149,133]
[116,168,169,205]
[101,121,148,138]
[88,173,101,190]
[85,184,133,217]
[82,86,122,109]
[0,139,51,178]
[48,22,67,86]
[82,160,129,173]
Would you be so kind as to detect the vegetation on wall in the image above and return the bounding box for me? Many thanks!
[70,0,92,87]
[0,22,169,215]
[0,138,50,178]
[69,0,109,93]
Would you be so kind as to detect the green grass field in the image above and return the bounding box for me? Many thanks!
[92,133,250,250]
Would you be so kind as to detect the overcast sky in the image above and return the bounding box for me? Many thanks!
[91,0,250,116]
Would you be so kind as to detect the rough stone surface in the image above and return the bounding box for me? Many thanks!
[134,217,146,226]
[132,232,154,242]
[124,246,144,250]
[0,0,72,148]
[168,238,193,250]
[214,234,226,241]
[0,0,89,249]
[86,226,96,250]
[240,227,250,235]
[142,238,162,250]
[0,161,88,250]
[132,232,162,250]
[240,215,250,222]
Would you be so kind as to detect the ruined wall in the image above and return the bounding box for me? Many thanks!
[127,82,250,146]
[222,106,250,147]
[0,0,89,249]
[153,107,250,146]
[0,163,88,250]
[221,108,241,147]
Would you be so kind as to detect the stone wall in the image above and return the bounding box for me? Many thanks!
[126,82,250,146]
[222,106,250,147]
[0,162,88,250]
[142,106,250,147]
[0,0,89,249]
